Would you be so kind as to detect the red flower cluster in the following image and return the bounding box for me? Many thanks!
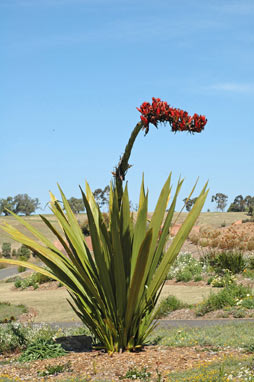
[137,98,207,134]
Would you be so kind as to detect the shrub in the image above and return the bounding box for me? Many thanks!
[243,217,254,223]
[176,269,192,282]
[196,282,252,316]
[167,253,205,282]
[247,256,254,269]
[244,269,254,279]
[37,361,72,376]
[0,323,28,353]
[18,338,67,362]
[17,244,30,260]
[14,278,22,288]
[14,271,55,290]
[34,272,55,284]
[155,295,188,318]
[203,251,245,275]
[0,322,90,355]
[17,255,27,273]
[79,218,90,236]
[239,296,254,309]
[209,271,236,288]
[120,367,151,381]
[1,243,11,258]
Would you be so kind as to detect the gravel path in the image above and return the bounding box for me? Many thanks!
[10,318,254,331]
[0,266,19,280]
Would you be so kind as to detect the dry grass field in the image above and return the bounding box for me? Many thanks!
[0,279,215,323]
[0,211,249,248]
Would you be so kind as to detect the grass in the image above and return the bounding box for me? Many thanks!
[159,284,218,304]
[171,211,248,228]
[0,282,78,322]
[0,279,218,322]
[155,295,190,318]
[165,355,253,382]
[148,321,254,348]
[0,302,27,323]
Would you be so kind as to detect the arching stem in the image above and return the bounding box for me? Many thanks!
[113,122,143,208]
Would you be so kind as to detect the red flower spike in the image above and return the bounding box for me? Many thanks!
[137,98,207,134]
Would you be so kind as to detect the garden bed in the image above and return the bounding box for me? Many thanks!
[1,322,254,381]
[0,343,245,381]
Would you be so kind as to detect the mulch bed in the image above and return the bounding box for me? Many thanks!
[0,346,244,381]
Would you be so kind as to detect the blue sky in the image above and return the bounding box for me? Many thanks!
[1,0,254,213]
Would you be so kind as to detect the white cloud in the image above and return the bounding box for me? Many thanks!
[212,0,254,15]
[207,82,254,93]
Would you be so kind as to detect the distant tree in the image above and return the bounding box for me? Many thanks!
[93,186,110,209]
[244,195,254,215]
[1,242,11,258]
[228,195,245,212]
[183,197,198,212]
[17,244,31,260]
[0,197,15,215]
[68,197,85,214]
[248,206,254,216]
[227,195,254,213]
[13,194,40,216]
[211,193,228,212]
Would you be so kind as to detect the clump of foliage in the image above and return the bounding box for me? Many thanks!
[14,271,55,290]
[196,282,252,316]
[1,243,11,258]
[207,270,236,288]
[37,361,73,377]
[155,295,189,318]
[201,251,245,275]
[0,322,89,355]
[0,323,29,353]
[17,256,27,273]
[120,366,151,381]
[16,244,31,260]
[167,253,206,282]
[18,338,67,362]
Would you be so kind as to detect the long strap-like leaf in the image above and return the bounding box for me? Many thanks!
[147,185,208,302]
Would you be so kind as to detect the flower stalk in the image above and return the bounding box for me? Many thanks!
[113,98,207,207]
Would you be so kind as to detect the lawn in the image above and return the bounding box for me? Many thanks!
[0,279,217,322]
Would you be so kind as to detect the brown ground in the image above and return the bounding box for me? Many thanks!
[0,346,244,381]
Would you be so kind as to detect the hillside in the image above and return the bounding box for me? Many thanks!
[0,211,249,249]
